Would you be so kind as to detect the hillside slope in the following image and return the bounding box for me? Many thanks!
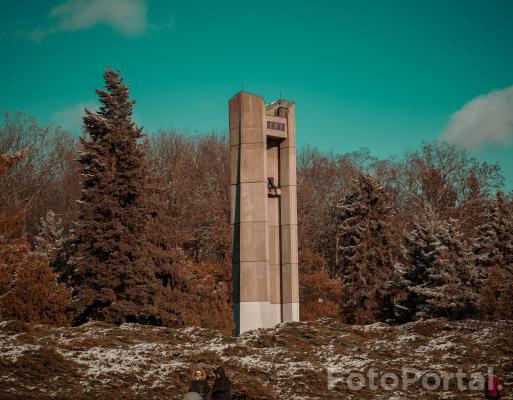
[0,318,511,399]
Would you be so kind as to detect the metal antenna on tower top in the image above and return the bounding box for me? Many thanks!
[241,82,244,92]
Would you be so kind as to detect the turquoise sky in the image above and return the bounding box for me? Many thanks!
[1,0,512,189]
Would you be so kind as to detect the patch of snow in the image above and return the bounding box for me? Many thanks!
[395,334,422,344]
[232,354,275,372]
[359,322,392,333]
[325,354,371,373]
[0,344,41,362]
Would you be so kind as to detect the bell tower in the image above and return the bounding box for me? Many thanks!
[229,92,299,335]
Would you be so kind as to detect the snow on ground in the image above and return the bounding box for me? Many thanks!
[0,318,511,399]
[0,343,40,362]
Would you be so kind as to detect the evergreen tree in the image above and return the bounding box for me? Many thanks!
[70,68,160,325]
[34,210,66,262]
[393,207,479,322]
[474,192,513,320]
[473,192,513,271]
[335,174,399,324]
[35,210,79,292]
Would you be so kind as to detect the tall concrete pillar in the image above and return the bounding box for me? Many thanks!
[230,92,299,335]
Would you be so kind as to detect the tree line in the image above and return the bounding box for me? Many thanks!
[1,69,512,331]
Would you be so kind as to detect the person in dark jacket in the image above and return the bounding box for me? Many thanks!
[188,368,210,400]
[211,367,230,400]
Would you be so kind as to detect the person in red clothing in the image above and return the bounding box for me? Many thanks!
[485,373,503,400]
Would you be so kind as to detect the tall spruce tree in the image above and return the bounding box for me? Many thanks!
[393,206,479,322]
[474,192,513,320]
[473,192,513,271]
[335,174,399,324]
[71,68,160,325]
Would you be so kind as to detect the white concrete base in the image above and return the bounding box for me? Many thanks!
[267,303,282,327]
[234,302,300,335]
[234,301,271,335]
[282,302,300,322]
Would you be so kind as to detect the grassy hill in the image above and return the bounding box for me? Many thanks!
[0,318,511,399]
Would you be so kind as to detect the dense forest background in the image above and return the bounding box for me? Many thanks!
[1,70,512,333]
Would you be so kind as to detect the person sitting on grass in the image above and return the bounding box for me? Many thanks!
[187,368,209,400]
[212,367,231,400]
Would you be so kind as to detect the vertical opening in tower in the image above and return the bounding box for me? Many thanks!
[267,137,283,325]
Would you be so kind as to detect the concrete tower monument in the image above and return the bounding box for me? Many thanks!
[229,91,299,335]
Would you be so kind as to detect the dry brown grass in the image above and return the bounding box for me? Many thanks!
[0,318,511,399]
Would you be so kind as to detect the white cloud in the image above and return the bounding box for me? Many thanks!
[52,102,97,132]
[30,0,148,41]
[441,85,513,151]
